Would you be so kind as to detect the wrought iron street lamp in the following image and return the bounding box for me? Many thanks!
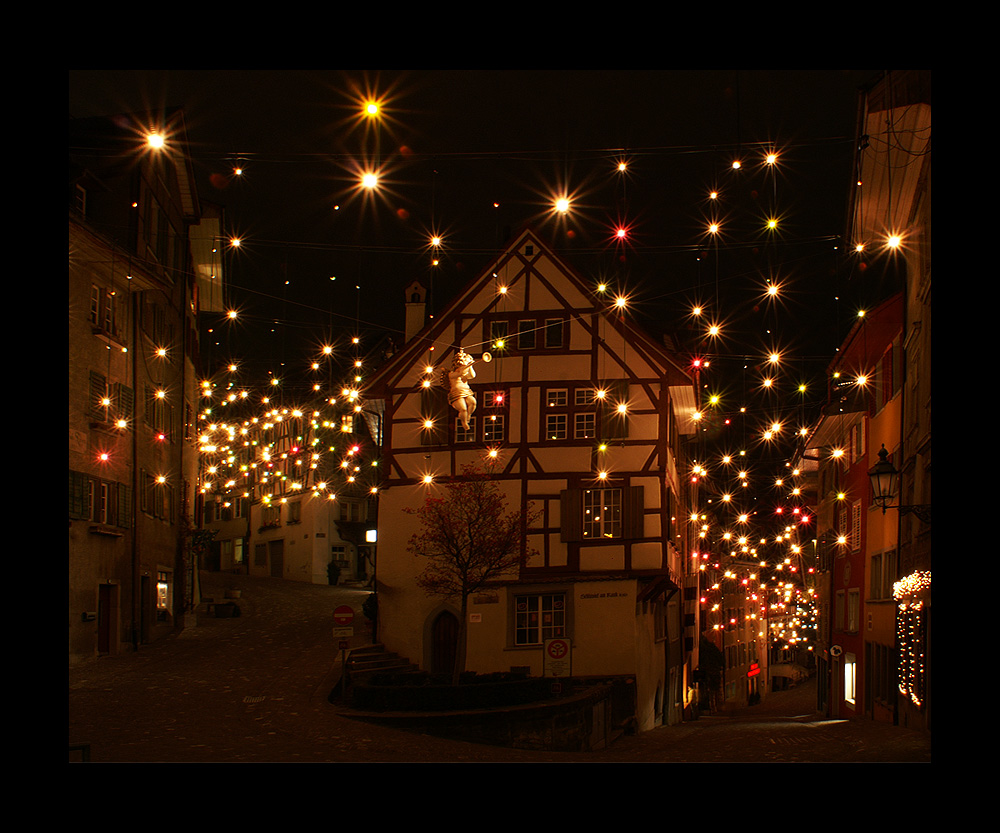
[868,444,931,524]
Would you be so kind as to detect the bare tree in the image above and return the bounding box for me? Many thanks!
[406,465,538,684]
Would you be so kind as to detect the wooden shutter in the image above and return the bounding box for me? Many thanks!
[560,489,583,542]
[624,485,644,538]
[69,470,89,519]
[117,484,132,528]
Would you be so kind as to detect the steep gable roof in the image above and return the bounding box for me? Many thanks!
[367,227,693,397]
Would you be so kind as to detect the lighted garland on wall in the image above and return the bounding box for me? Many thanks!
[894,570,930,708]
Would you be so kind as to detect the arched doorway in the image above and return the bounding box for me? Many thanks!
[430,610,458,677]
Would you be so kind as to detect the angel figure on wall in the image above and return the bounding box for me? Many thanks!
[445,350,477,430]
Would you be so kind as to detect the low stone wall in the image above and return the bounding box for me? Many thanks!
[345,681,618,752]
[350,674,554,712]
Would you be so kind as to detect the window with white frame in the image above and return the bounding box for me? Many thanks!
[483,413,505,443]
[546,388,568,407]
[574,411,596,439]
[546,413,567,440]
[583,487,622,539]
[514,592,567,645]
[455,416,476,443]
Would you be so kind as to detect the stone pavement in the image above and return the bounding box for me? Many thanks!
[69,572,931,763]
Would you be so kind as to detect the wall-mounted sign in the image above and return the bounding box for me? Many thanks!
[544,638,572,677]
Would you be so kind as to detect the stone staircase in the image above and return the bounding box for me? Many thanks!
[346,644,420,681]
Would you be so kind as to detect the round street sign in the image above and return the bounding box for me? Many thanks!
[333,605,355,626]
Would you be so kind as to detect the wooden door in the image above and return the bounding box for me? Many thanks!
[430,610,458,677]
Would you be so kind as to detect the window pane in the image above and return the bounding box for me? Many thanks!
[546,388,568,407]
[484,414,504,442]
[517,320,536,349]
[575,412,596,438]
[583,488,622,538]
[514,593,566,645]
[546,414,567,440]
[545,318,563,348]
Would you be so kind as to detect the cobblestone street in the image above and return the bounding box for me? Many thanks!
[69,572,931,763]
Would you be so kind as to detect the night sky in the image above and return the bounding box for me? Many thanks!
[69,68,887,528]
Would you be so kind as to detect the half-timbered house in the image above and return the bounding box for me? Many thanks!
[368,228,699,730]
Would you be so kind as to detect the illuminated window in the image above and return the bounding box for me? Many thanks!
[156,570,172,621]
[844,652,857,705]
[583,488,622,538]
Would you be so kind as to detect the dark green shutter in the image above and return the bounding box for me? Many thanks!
[624,485,644,538]
[69,470,89,519]
[560,489,583,542]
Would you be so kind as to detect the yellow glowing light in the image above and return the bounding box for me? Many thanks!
[146,132,165,149]
[423,474,434,484]
[887,234,902,249]
[361,172,378,189]
[708,223,720,235]
[555,197,570,213]
[765,153,778,166]
[365,102,379,116]
[614,296,628,309]
[766,218,778,230]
